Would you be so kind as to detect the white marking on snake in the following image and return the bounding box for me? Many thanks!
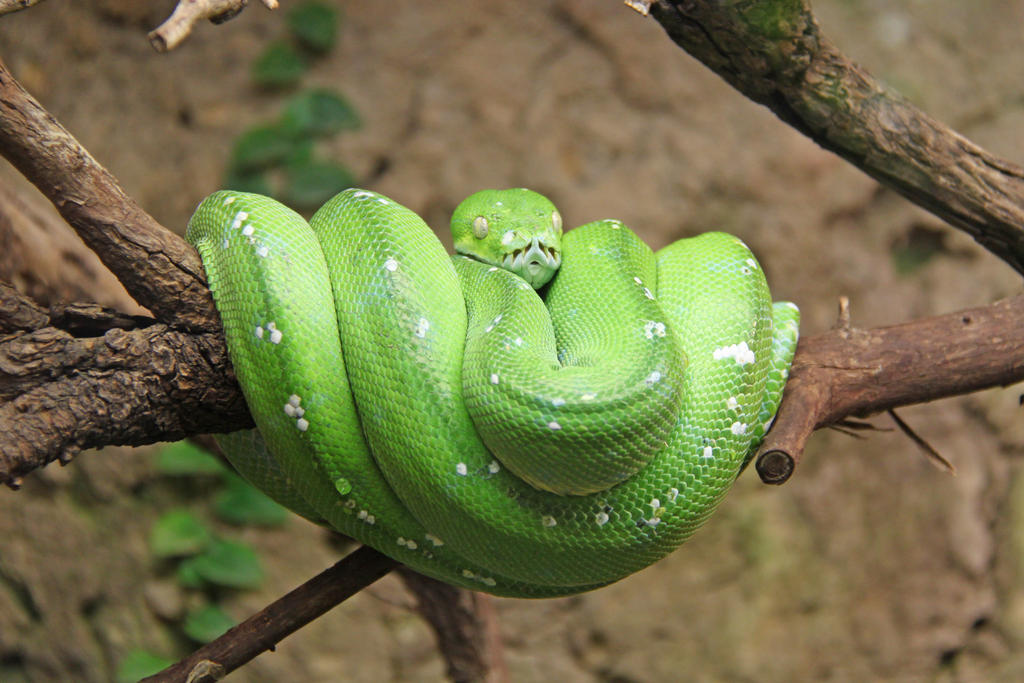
[650,498,660,510]
[581,392,596,401]
[490,373,499,385]
[294,406,305,418]
[702,446,714,458]
[643,287,654,300]
[551,397,565,407]
[255,326,264,339]
[242,224,255,237]
[542,516,557,527]
[595,511,610,526]
[231,211,248,230]
[645,371,662,385]
[712,341,755,365]
[384,257,398,272]
[547,420,562,431]
[222,196,236,206]
[425,533,444,547]
[256,245,269,258]
[296,418,309,432]
[288,394,301,407]
[284,403,296,417]
[487,460,501,474]
[414,317,430,338]
[455,463,468,476]
[668,487,679,502]
[643,320,666,339]
[513,337,523,346]
[730,421,747,436]
[727,396,738,410]
[270,328,283,344]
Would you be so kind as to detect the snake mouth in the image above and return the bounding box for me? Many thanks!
[502,236,561,288]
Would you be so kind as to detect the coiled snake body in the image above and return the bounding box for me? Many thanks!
[186,188,799,598]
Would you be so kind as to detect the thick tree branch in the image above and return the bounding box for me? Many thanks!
[649,0,1024,275]
[755,295,1024,482]
[398,569,509,683]
[0,59,219,331]
[0,316,251,485]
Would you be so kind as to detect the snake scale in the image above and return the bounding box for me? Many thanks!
[186,187,799,598]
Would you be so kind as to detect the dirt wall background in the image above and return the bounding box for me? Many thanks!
[2,0,1024,681]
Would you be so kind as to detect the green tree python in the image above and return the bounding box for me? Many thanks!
[186,187,799,598]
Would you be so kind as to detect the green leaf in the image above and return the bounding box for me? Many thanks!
[176,558,206,589]
[186,539,264,590]
[116,649,174,683]
[150,510,213,558]
[288,1,339,54]
[252,40,307,88]
[215,474,289,526]
[891,225,947,275]
[282,89,361,137]
[183,604,236,644]
[230,123,299,172]
[283,160,356,210]
[223,167,274,197]
[154,441,225,476]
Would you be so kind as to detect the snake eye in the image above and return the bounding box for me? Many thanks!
[552,210,562,232]
[473,216,489,239]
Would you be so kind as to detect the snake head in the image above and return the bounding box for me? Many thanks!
[451,188,563,289]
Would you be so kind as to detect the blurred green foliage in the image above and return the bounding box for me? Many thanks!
[227,1,359,210]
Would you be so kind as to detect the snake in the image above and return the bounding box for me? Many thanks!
[185,187,799,598]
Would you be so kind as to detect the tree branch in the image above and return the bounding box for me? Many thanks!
[0,0,45,17]
[755,294,1024,483]
[140,546,398,683]
[0,59,219,331]
[648,0,1024,275]
[148,0,281,53]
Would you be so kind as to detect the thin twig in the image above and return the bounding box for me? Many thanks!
[140,546,398,683]
[0,0,45,17]
[149,0,280,53]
